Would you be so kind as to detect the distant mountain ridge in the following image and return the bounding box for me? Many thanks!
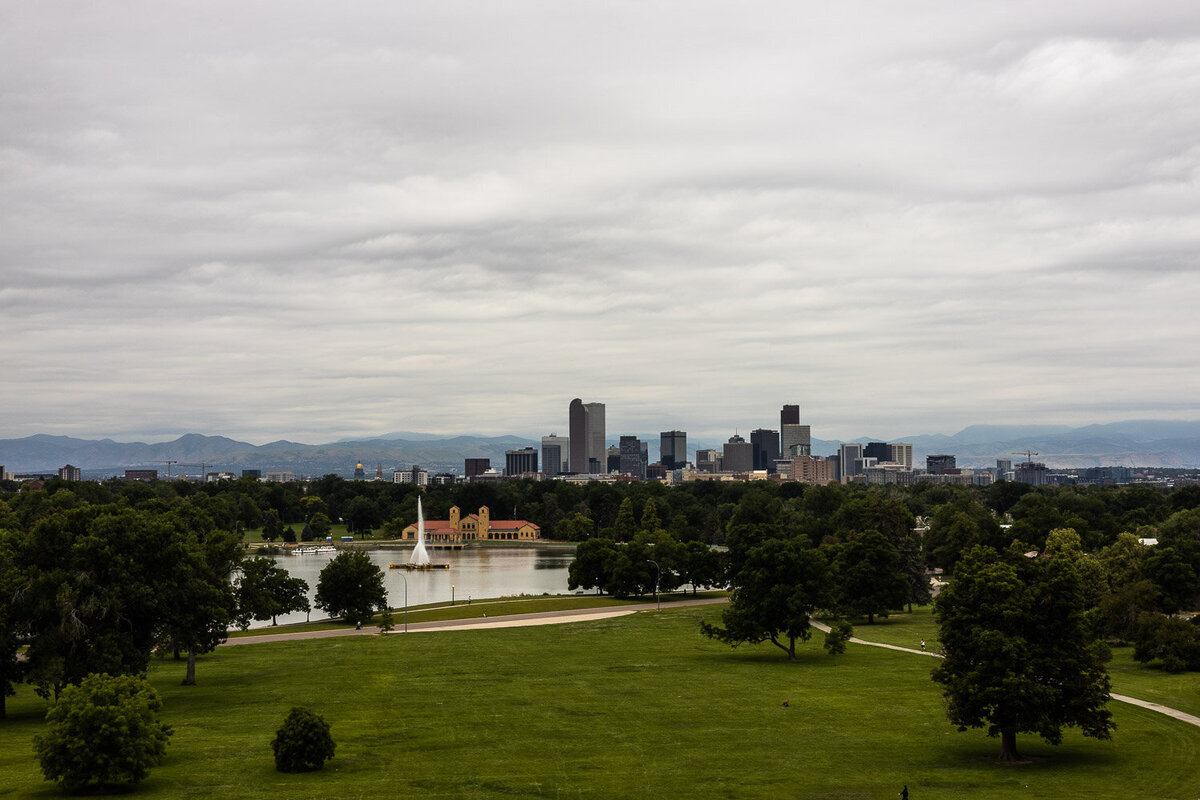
[2,419,1199,477]
[0,433,540,478]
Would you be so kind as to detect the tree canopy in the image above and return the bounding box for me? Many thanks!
[932,545,1115,761]
[315,551,388,625]
[702,537,833,661]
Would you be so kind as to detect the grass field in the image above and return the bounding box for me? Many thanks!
[845,605,1200,719]
[226,592,726,637]
[3,605,1199,799]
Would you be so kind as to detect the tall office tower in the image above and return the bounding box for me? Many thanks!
[826,454,841,482]
[723,434,754,473]
[696,449,721,473]
[750,429,781,471]
[660,430,687,469]
[996,458,1013,480]
[568,399,587,473]
[568,398,606,474]
[863,442,890,462]
[781,424,811,457]
[505,447,539,476]
[926,454,957,474]
[606,445,621,473]
[839,443,864,481]
[781,404,800,426]
[541,434,570,477]
[464,458,490,478]
[619,436,646,480]
[889,443,914,470]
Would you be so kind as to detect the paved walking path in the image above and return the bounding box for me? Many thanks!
[223,596,728,646]
[809,620,1200,730]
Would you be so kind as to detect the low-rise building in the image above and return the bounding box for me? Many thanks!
[400,505,540,543]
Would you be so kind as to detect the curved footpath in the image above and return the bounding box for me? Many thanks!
[222,596,728,646]
[808,620,1200,730]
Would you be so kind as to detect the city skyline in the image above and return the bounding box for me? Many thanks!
[2,3,1198,445]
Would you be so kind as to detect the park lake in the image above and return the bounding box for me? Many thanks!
[260,544,577,627]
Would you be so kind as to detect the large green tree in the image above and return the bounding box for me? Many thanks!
[834,530,907,624]
[159,528,243,686]
[567,538,619,594]
[0,529,23,718]
[932,546,1115,761]
[236,556,311,627]
[315,551,388,626]
[702,537,833,661]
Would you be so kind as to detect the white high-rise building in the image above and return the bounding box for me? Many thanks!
[888,442,913,470]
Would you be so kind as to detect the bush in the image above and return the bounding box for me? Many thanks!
[1133,612,1200,672]
[34,673,172,792]
[271,707,336,772]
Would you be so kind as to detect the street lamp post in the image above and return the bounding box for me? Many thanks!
[397,572,408,633]
[451,584,456,606]
[648,559,661,611]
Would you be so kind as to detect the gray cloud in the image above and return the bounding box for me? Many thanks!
[1,1,1198,445]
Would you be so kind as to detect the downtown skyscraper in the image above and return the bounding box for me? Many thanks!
[568,398,606,474]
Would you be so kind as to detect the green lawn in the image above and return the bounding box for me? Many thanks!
[831,604,942,652]
[3,606,1199,799]
[227,592,726,637]
[848,604,1200,719]
[242,523,353,544]
[1107,646,1200,718]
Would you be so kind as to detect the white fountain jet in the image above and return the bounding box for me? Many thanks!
[410,496,431,566]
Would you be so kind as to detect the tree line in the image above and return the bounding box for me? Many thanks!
[0,487,399,719]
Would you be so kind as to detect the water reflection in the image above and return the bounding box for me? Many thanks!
[256,545,575,628]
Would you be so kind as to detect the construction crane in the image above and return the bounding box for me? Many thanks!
[1012,450,1040,464]
[150,460,178,478]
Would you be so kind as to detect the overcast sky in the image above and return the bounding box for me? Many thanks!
[2,1,1198,445]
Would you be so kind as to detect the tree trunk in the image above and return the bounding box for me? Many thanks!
[271,615,278,626]
[182,648,197,686]
[999,729,1020,762]
[868,611,875,624]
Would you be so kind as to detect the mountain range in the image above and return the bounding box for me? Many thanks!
[2,420,1199,478]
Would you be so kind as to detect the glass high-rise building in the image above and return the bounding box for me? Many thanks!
[660,430,687,469]
[750,429,780,471]
[542,434,569,476]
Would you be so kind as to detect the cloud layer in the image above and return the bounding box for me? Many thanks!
[2,1,1198,443]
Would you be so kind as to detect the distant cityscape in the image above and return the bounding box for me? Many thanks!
[4,399,1199,489]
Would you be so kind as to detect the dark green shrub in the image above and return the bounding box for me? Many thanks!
[34,673,172,792]
[271,707,335,772]
[1133,612,1200,671]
